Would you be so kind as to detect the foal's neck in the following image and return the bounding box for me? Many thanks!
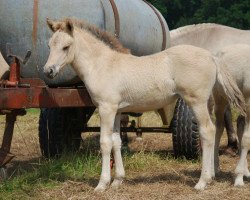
[72,29,125,80]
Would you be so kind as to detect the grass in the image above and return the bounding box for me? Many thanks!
[0,152,100,194]
[0,148,200,199]
[25,108,40,115]
[0,110,249,199]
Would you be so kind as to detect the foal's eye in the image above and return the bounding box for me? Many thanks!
[63,46,69,51]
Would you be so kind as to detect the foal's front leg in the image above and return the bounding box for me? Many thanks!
[111,113,125,189]
[95,104,118,192]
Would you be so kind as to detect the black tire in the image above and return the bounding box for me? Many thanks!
[39,108,88,158]
[171,98,200,159]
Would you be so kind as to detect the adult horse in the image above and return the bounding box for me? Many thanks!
[43,18,245,191]
[167,23,250,156]
[215,44,250,186]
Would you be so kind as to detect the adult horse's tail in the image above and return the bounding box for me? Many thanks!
[213,57,246,116]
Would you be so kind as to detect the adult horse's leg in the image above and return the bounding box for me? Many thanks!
[213,96,228,173]
[120,114,129,146]
[157,108,168,125]
[111,113,125,189]
[235,106,250,186]
[186,99,215,190]
[95,104,118,192]
[208,97,237,151]
[158,102,176,126]
[236,116,250,177]
[224,106,238,149]
[237,115,245,155]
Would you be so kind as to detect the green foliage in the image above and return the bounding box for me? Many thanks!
[26,108,40,115]
[147,0,250,30]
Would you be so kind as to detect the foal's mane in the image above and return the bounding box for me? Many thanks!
[63,18,130,54]
[170,23,240,38]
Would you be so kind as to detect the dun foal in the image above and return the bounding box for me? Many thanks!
[43,18,245,191]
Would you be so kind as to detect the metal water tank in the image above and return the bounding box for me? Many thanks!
[0,0,170,85]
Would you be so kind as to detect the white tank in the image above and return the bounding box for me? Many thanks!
[0,0,170,85]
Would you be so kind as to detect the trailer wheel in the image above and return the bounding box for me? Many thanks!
[39,108,90,158]
[171,98,200,159]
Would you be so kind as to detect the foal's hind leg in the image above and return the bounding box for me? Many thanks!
[187,100,215,190]
[110,113,125,189]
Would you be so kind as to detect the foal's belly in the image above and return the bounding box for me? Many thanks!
[118,75,176,112]
[118,92,177,113]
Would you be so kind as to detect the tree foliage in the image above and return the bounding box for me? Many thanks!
[147,0,250,30]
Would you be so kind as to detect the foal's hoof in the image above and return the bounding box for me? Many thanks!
[194,180,207,191]
[234,176,244,187]
[94,184,108,192]
[111,179,123,190]
[135,137,143,142]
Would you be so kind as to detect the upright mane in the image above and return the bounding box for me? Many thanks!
[170,23,241,38]
[63,18,130,54]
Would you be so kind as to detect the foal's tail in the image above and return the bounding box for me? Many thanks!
[213,57,246,116]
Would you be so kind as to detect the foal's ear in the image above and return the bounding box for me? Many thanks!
[46,18,61,32]
[65,19,74,36]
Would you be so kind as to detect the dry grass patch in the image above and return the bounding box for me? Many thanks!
[0,110,249,199]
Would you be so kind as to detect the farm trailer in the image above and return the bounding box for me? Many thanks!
[0,0,199,174]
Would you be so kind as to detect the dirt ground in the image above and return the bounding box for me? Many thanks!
[0,112,250,200]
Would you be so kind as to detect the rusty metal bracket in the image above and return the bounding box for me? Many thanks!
[109,0,120,38]
[0,51,32,88]
[8,50,31,65]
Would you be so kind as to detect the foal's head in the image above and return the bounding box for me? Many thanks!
[44,18,130,79]
[44,19,76,78]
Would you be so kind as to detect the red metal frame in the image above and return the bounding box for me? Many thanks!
[0,58,94,110]
[0,85,94,109]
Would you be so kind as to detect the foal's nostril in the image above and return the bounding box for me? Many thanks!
[44,65,58,78]
[49,68,54,76]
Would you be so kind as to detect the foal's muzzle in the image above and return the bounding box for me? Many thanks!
[44,65,58,79]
